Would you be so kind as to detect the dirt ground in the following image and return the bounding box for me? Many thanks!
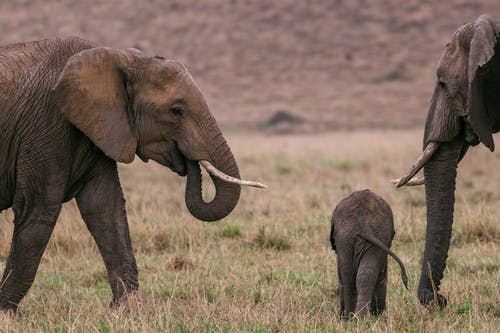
[2,1,500,130]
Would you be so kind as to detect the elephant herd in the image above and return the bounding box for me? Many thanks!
[0,14,498,317]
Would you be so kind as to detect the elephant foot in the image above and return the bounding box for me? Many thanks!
[369,303,385,316]
[418,288,447,308]
[109,289,139,309]
[0,303,20,317]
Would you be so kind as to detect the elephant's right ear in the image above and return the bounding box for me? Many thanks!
[52,47,138,163]
[467,14,499,152]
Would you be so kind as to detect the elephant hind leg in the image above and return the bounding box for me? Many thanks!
[0,199,62,311]
[355,247,385,316]
[370,257,388,315]
[337,253,356,319]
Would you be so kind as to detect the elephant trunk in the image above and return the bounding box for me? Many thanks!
[418,139,464,305]
[184,133,241,222]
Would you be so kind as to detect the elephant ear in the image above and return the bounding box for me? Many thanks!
[467,14,500,152]
[52,47,137,163]
[330,218,336,252]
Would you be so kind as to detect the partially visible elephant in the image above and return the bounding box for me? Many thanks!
[330,189,408,318]
[393,14,499,307]
[0,37,265,312]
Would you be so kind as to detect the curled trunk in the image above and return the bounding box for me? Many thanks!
[184,135,241,222]
[418,139,464,305]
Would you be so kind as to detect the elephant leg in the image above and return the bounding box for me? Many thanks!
[76,158,138,305]
[337,264,345,317]
[0,198,61,312]
[369,258,388,315]
[355,247,384,316]
[337,252,356,319]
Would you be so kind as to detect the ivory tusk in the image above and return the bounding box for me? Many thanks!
[199,160,268,189]
[390,175,425,186]
[393,142,440,187]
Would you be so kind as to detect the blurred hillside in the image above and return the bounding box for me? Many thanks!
[1,0,499,130]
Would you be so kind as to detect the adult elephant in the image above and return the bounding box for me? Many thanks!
[0,37,265,312]
[393,14,499,307]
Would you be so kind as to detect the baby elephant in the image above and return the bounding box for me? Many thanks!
[330,189,408,318]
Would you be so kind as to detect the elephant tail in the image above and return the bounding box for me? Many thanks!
[360,234,409,290]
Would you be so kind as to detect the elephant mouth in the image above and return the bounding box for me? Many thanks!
[137,140,187,176]
[170,152,188,176]
[137,141,267,187]
[166,141,188,176]
[391,121,475,188]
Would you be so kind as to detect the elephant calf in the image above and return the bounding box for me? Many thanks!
[330,189,408,318]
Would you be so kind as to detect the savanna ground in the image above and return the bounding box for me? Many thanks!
[0,129,498,332]
[1,1,500,331]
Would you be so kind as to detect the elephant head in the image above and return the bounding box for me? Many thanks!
[52,47,266,222]
[393,14,500,306]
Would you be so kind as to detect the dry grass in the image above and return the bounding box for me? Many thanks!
[1,2,498,331]
[0,129,498,331]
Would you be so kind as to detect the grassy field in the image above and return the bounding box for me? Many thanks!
[0,129,498,332]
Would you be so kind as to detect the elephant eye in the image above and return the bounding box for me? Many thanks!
[438,80,447,89]
[169,105,184,117]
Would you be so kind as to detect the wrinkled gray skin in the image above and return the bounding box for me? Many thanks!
[330,190,408,318]
[410,15,500,306]
[0,37,242,311]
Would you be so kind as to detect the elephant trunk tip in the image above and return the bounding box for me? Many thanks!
[185,158,241,223]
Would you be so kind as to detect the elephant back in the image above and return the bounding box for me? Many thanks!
[332,189,394,248]
[359,190,394,246]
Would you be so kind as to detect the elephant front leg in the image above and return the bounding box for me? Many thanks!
[0,201,61,312]
[76,158,138,305]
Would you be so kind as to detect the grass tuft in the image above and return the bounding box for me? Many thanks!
[167,253,193,271]
[252,227,292,251]
[217,224,242,239]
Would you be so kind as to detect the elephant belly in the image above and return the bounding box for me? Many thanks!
[0,188,12,211]
[0,200,9,212]
[0,171,13,211]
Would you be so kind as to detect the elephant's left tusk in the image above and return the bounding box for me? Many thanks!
[393,142,440,187]
[199,160,268,189]
[390,175,425,186]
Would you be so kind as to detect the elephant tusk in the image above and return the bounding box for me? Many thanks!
[393,142,440,187]
[199,160,268,189]
[390,175,425,186]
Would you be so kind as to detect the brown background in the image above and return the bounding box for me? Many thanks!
[2,0,500,130]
